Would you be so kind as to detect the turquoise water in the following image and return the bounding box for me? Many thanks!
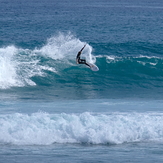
[1,0,163,162]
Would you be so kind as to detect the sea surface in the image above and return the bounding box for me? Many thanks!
[1,0,163,162]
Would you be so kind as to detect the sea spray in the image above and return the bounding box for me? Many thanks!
[34,32,94,61]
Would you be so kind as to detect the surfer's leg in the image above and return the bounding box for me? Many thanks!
[78,59,88,67]
[79,59,91,68]
[79,59,86,64]
[85,62,91,68]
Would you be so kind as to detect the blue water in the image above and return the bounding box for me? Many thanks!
[1,0,163,162]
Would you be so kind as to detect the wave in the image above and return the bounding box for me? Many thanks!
[0,33,95,89]
[0,33,163,92]
[0,112,163,145]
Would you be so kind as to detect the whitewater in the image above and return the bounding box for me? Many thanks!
[1,111,163,145]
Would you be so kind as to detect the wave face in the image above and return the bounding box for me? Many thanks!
[0,112,163,145]
[0,33,163,99]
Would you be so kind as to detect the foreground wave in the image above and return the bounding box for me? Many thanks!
[0,112,163,145]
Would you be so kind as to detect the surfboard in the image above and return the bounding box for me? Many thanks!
[87,62,99,71]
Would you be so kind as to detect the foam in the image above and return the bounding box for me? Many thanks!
[0,46,43,88]
[0,112,163,145]
[0,46,24,89]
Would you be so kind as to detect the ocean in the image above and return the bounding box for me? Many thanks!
[1,0,163,162]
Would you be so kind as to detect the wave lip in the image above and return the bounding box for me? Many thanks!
[0,112,163,145]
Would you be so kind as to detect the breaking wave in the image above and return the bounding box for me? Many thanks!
[0,32,163,95]
[0,112,163,145]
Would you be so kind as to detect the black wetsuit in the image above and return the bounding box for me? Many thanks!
[76,45,90,68]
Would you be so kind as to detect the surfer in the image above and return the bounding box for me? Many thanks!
[76,44,91,68]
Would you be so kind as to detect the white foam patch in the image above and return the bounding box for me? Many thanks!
[0,112,163,145]
[105,55,163,67]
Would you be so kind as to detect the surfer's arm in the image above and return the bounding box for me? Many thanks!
[80,44,86,52]
[76,44,86,59]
